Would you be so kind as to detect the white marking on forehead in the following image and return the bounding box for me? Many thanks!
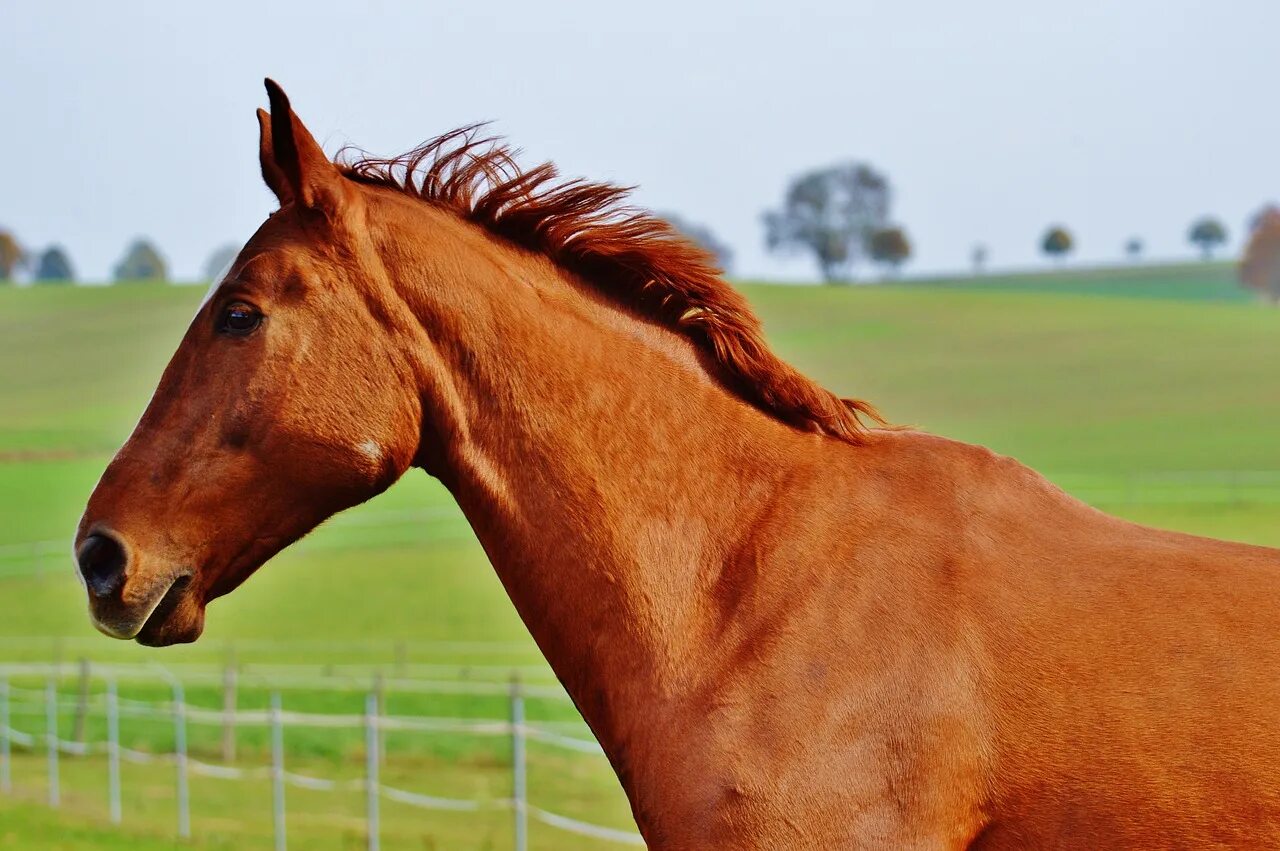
[357,440,382,463]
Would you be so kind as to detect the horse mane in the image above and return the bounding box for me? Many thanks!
[338,126,882,444]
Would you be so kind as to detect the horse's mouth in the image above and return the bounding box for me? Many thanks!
[90,574,202,646]
[133,576,203,646]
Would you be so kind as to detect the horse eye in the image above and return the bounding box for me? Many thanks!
[219,302,263,336]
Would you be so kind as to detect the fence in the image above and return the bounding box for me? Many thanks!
[0,663,644,849]
[0,637,551,676]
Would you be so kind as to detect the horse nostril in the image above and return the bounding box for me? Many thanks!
[77,533,128,598]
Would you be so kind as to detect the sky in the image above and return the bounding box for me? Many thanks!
[4,0,1279,282]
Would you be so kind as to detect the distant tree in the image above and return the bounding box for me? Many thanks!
[204,243,241,281]
[868,226,911,275]
[1125,237,1143,262]
[658,213,733,272]
[113,238,168,282]
[1188,216,1227,260]
[0,229,25,282]
[34,246,75,283]
[763,162,891,283]
[971,243,988,275]
[1240,207,1280,304]
[1041,226,1074,263]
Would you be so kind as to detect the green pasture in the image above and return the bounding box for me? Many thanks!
[905,260,1250,302]
[0,746,625,851]
[0,263,1278,848]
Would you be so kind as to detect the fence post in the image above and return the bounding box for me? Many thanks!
[510,675,527,851]
[222,657,238,763]
[46,677,59,807]
[394,640,407,678]
[73,657,91,744]
[172,678,190,839]
[364,693,380,851]
[1,674,10,794]
[271,692,286,851]
[373,672,386,766]
[106,679,121,824]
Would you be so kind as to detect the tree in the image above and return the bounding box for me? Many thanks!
[1240,207,1280,304]
[971,243,988,275]
[658,214,733,272]
[114,239,168,282]
[1041,226,1074,263]
[34,246,75,283]
[1188,216,1227,260]
[763,162,891,283]
[868,226,911,275]
[205,243,241,281]
[1125,237,1143,262]
[0,229,25,282]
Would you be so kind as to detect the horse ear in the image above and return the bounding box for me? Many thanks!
[256,108,293,206]
[261,78,342,211]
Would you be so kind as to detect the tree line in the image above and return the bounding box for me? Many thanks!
[756,162,1244,283]
[0,180,1267,294]
[0,234,163,284]
[0,235,249,285]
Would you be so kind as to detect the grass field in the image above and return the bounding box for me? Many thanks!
[0,262,1278,848]
[906,260,1252,302]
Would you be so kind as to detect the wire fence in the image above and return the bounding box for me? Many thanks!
[0,659,570,699]
[0,663,645,849]
[0,637,551,676]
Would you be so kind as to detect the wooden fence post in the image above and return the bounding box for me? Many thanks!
[511,675,527,851]
[271,692,286,851]
[1,674,10,794]
[46,678,59,808]
[106,679,121,824]
[222,658,238,763]
[172,679,190,839]
[365,693,380,851]
[73,657,91,743]
[373,672,386,766]
[394,641,407,678]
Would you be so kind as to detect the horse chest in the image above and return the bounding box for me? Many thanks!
[620,699,988,850]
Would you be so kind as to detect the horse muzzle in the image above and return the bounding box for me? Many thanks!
[75,527,203,645]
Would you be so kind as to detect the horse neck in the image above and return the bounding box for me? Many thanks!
[387,213,804,744]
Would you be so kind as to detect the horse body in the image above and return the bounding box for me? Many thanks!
[561,429,1280,849]
[75,81,1280,848]
[496,425,1280,848]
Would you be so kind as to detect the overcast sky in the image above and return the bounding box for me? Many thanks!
[5,0,1279,282]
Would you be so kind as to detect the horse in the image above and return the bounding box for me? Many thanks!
[76,80,1280,849]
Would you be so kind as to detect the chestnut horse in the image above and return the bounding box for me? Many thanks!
[77,81,1280,849]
